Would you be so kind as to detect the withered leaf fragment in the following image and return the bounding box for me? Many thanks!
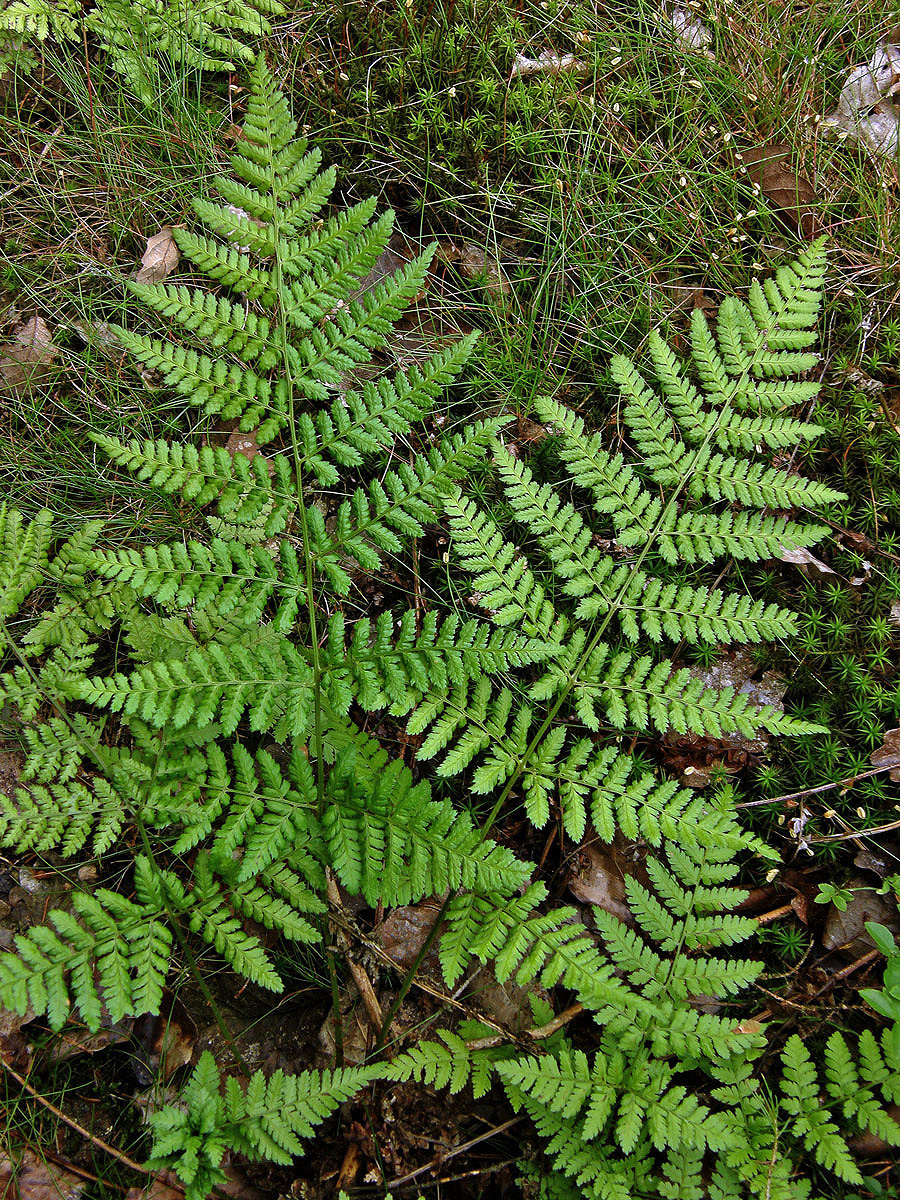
[0,313,58,395]
[134,227,180,284]
[871,727,900,781]
[740,143,817,239]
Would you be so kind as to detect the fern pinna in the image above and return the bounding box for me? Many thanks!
[0,0,282,104]
[1,55,893,1200]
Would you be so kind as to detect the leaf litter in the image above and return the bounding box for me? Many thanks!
[0,313,58,394]
[134,227,180,284]
[661,2,714,57]
[509,50,587,78]
[739,143,818,239]
[0,1149,85,1200]
[822,38,900,157]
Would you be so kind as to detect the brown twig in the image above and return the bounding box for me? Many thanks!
[755,904,794,926]
[23,1148,129,1193]
[465,1002,584,1051]
[737,763,900,808]
[326,873,385,1033]
[385,1117,522,1190]
[2,1059,152,1179]
[808,817,900,844]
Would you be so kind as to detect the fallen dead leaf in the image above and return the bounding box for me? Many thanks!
[854,843,899,880]
[740,143,817,239]
[663,3,714,57]
[0,314,59,395]
[821,878,900,954]
[443,242,511,299]
[510,50,587,79]
[125,1171,183,1200]
[0,1149,85,1200]
[568,834,643,925]
[822,40,900,158]
[470,976,549,1034]
[871,727,900,782]
[224,428,264,463]
[662,651,789,782]
[776,544,836,579]
[833,363,886,395]
[131,991,197,1081]
[347,236,419,305]
[134,227,180,285]
[849,1105,900,1156]
[0,1005,32,1071]
[375,902,443,975]
[778,868,820,926]
[42,1017,133,1066]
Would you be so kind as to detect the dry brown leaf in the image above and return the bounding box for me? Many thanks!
[568,835,642,924]
[871,727,900,781]
[0,1149,85,1200]
[444,242,512,298]
[43,1018,133,1066]
[740,143,817,239]
[849,1104,900,1156]
[662,651,788,782]
[130,992,196,1081]
[134,227,180,285]
[821,877,900,953]
[470,976,549,1034]
[0,314,59,395]
[0,1005,32,1071]
[224,428,263,462]
[375,902,443,973]
[125,1170,184,1200]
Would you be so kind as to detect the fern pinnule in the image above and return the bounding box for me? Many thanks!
[147,1051,387,1200]
[0,505,53,619]
[0,885,171,1030]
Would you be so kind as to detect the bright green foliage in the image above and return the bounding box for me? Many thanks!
[412,238,840,842]
[323,751,531,906]
[779,1029,900,1183]
[0,61,866,1200]
[0,0,281,104]
[0,505,54,619]
[0,866,170,1031]
[147,1050,387,1200]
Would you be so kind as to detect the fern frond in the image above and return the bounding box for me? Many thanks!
[778,1029,900,1185]
[444,489,563,639]
[294,336,477,482]
[780,1035,862,1183]
[322,608,556,716]
[91,432,289,530]
[0,776,125,857]
[441,883,644,1021]
[0,504,53,618]
[307,421,507,589]
[324,749,531,906]
[389,1029,501,1096]
[496,443,797,644]
[87,9,283,106]
[185,851,302,990]
[0,884,171,1030]
[148,1050,385,1200]
[88,536,303,630]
